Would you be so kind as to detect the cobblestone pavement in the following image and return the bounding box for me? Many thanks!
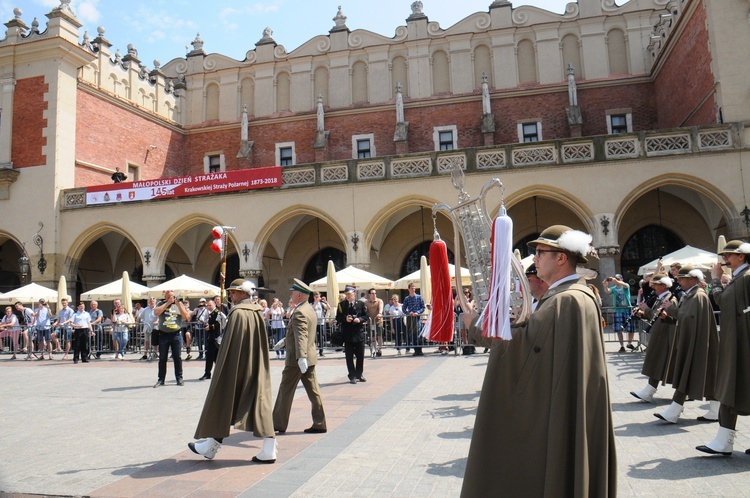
[0,343,748,497]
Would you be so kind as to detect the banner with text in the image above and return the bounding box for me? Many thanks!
[86,166,282,205]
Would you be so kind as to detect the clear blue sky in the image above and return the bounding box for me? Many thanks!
[13,0,571,69]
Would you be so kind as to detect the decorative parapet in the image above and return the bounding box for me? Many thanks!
[357,161,386,181]
[436,153,466,174]
[281,167,315,187]
[605,136,639,160]
[0,166,20,200]
[61,188,86,209]
[476,149,507,170]
[321,163,348,183]
[512,144,556,166]
[645,132,691,156]
[698,128,732,150]
[390,157,431,178]
[561,142,594,163]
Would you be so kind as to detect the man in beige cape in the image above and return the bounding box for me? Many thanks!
[273,278,327,433]
[188,279,277,463]
[461,225,616,497]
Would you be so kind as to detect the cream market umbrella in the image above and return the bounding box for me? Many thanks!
[122,271,133,315]
[419,256,431,307]
[57,275,71,311]
[309,265,394,291]
[146,274,220,299]
[326,260,338,318]
[637,245,718,275]
[81,278,149,301]
[0,283,57,305]
[393,264,472,290]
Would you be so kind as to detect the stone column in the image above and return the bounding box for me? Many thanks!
[345,231,369,268]
[239,269,263,287]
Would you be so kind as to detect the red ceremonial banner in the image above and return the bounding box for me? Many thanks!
[85,166,282,205]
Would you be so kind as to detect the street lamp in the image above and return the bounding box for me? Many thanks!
[18,243,30,282]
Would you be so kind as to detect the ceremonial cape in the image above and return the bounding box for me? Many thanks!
[711,268,750,414]
[461,279,616,497]
[640,293,678,383]
[194,302,274,438]
[665,286,718,400]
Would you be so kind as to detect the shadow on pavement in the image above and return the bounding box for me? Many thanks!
[628,455,750,481]
[426,457,467,478]
[437,427,473,440]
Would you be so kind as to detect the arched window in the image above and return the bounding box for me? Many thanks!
[313,66,329,107]
[513,232,542,259]
[473,45,493,89]
[561,34,582,79]
[205,83,220,121]
[240,77,254,116]
[517,39,538,84]
[620,225,683,284]
[276,72,291,112]
[432,50,450,94]
[400,242,455,277]
[303,247,347,285]
[607,28,629,75]
[351,61,368,104]
[391,56,408,97]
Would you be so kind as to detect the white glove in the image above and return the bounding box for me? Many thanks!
[273,338,285,350]
[298,357,308,374]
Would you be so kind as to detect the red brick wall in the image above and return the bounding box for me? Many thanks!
[12,76,48,168]
[654,0,716,128]
[75,89,186,186]
[182,83,656,171]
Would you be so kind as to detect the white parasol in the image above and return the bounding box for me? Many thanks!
[326,260,338,318]
[0,283,58,305]
[419,256,431,307]
[147,274,220,299]
[393,264,472,290]
[81,278,149,301]
[57,275,70,311]
[309,265,394,291]
[122,271,133,315]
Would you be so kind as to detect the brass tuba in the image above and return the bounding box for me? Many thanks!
[432,168,532,325]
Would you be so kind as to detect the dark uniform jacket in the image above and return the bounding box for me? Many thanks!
[336,299,367,343]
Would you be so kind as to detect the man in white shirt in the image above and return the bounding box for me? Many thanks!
[71,302,92,364]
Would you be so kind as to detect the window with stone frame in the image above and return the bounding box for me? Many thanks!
[433,125,458,151]
[203,153,225,173]
[276,142,296,166]
[352,133,375,159]
[517,121,543,142]
[606,110,633,134]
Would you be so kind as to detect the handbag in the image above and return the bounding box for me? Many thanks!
[330,328,344,347]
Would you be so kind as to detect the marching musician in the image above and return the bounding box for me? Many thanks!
[630,273,679,403]
[461,225,616,497]
[696,240,750,456]
[653,266,719,424]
